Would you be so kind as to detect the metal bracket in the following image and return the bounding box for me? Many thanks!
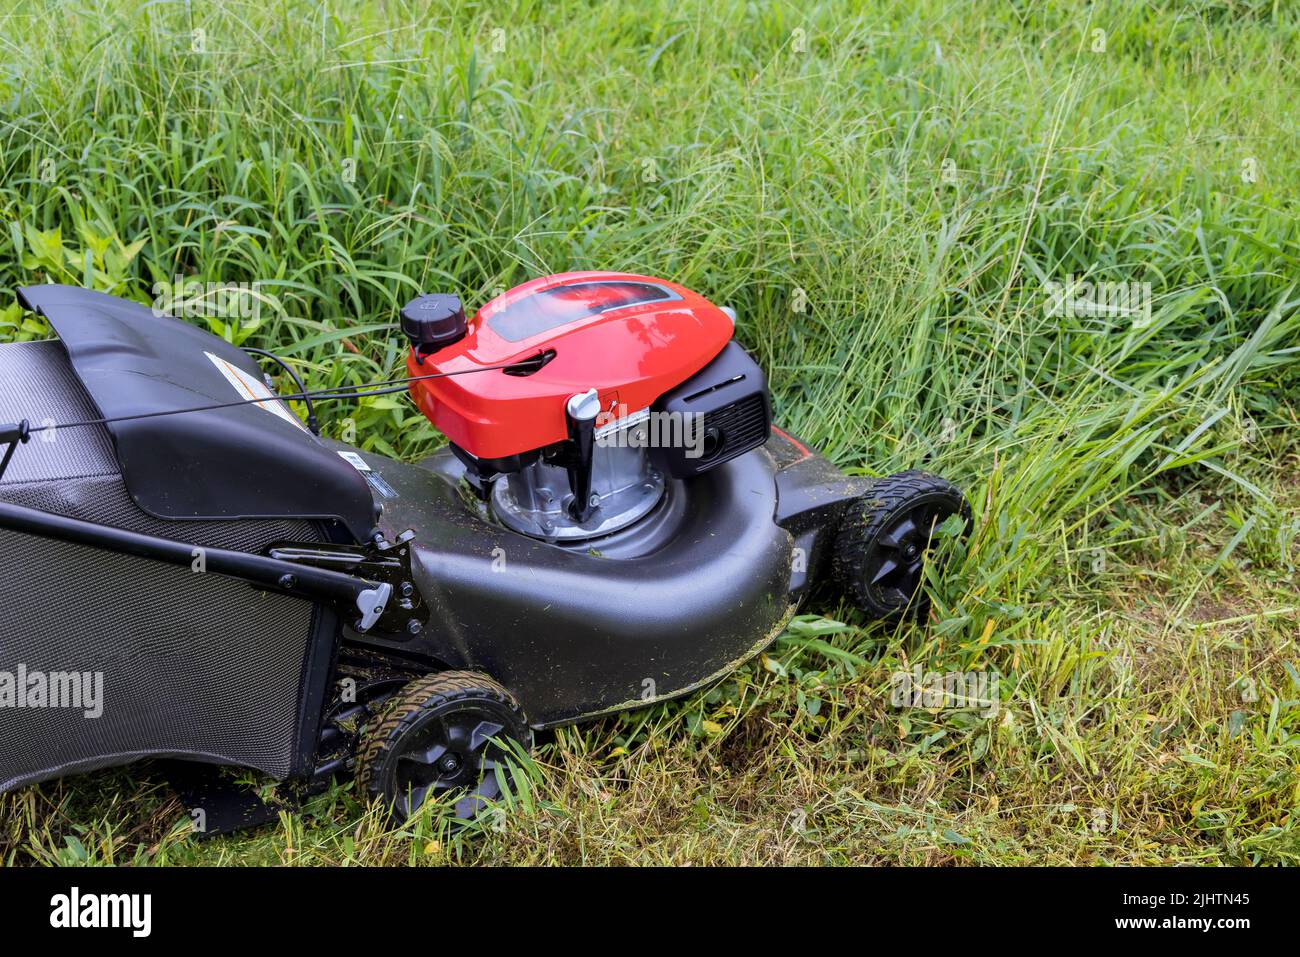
[267,529,429,638]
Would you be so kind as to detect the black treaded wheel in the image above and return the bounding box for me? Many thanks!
[356,670,532,821]
[833,469,970,620]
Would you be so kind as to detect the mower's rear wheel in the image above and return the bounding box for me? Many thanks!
[356,671,532,821]
[833,470,969,620]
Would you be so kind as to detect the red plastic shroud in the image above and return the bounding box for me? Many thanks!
[406,271,735,460]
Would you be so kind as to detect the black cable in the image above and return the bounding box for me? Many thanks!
[24,353,552,437]
[243,346,320,435]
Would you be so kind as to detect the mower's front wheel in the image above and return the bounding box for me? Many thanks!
[356,670,532,821]
[833,470,969,621]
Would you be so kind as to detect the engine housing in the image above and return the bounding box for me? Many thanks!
[405,272,772,541]
[405,271,735,460]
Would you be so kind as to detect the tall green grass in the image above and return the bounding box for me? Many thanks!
[1,0,1297,864]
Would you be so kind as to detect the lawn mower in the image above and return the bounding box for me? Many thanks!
[0,272,968,821]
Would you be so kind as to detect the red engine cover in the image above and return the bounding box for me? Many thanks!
[407,272,734,459]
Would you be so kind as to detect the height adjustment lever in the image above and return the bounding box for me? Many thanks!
[564,389,601,522]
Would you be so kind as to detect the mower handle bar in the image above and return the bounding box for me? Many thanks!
[0,501,391,632]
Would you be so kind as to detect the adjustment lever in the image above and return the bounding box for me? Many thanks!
[564,389,600,522]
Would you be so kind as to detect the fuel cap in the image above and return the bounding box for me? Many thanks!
[400,293,467,353]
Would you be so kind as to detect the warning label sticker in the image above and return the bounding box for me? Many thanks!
[336,450,371,472]
[337,450,398,499]
[205,351,309,433]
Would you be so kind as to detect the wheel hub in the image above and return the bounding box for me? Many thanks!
[437,753,462,775]
[864,499,959,607]
[390,710,509,818]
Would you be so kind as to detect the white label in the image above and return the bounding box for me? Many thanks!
[594,405,650,440]
[204,351,308,432]
[336,450,372,472]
